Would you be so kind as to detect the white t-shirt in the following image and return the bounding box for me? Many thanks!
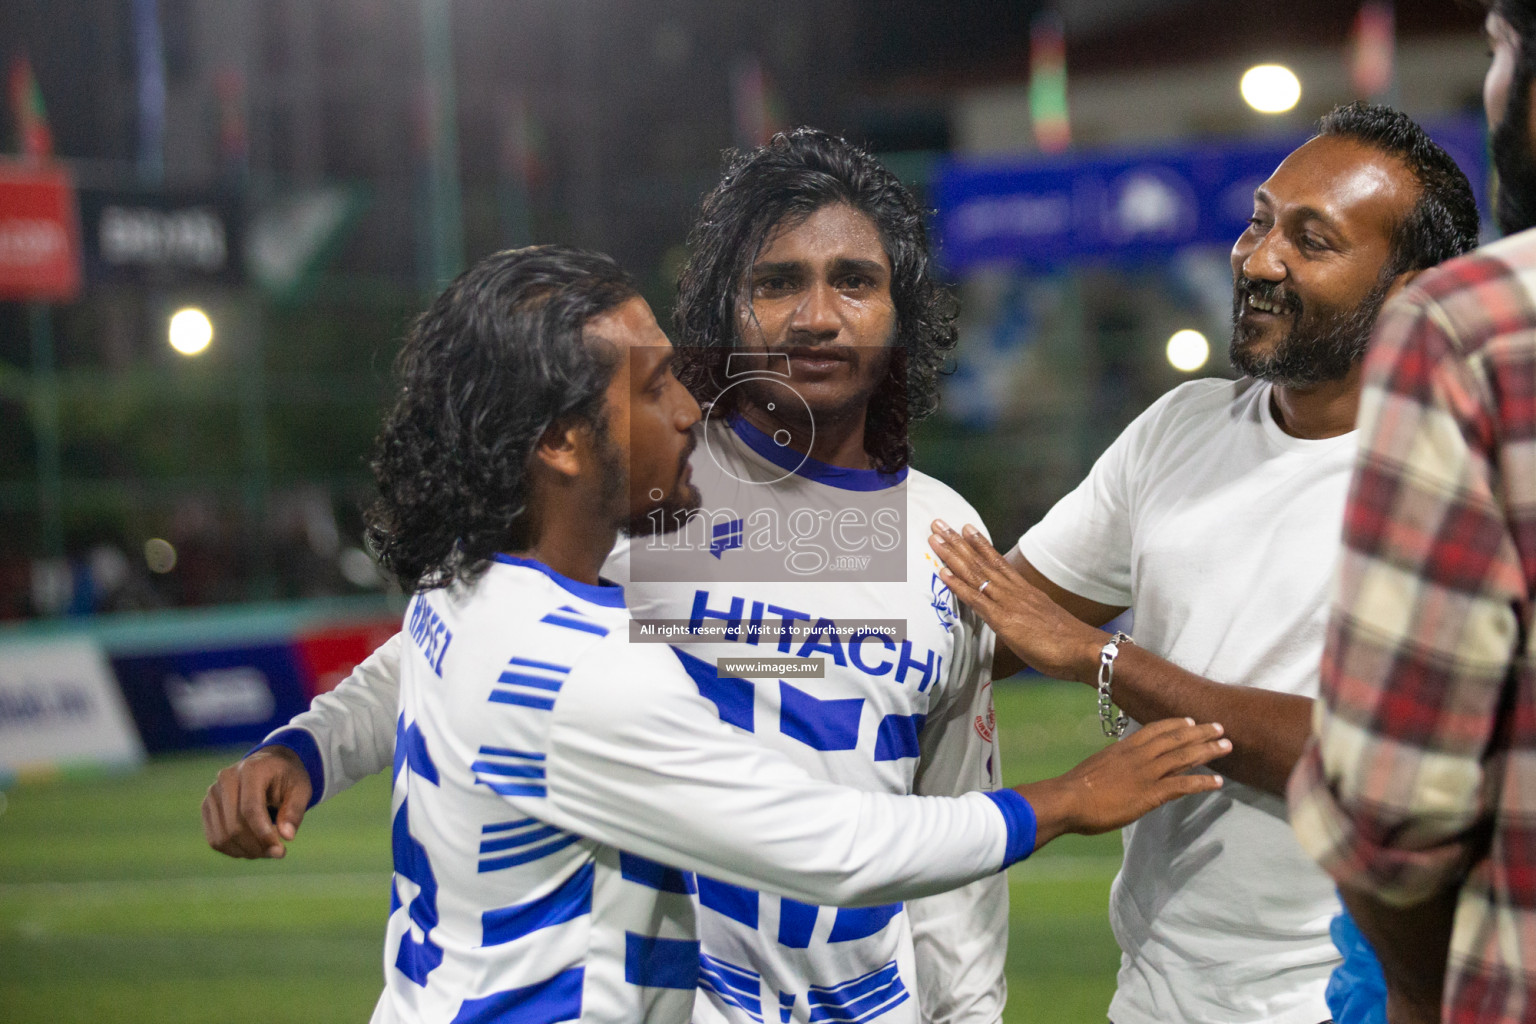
[1016,377,1349,1024]
[367,555,1024,1024]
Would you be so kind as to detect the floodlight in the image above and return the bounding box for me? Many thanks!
[1241,65,1301,114]
[169,308,213,356]
[1166,329,1210,372]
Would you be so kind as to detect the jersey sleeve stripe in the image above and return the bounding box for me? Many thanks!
[250,727,326,807]
[697,875,760,928]
[672,646,756,731]
[479,824,563,854]
[699,960,766,1023]
[481,817,538,834]
[479,861,593,946]
[777,897,818,948]
[806,961,909,1023]
[701,953,761,990]
[827,902,903,943]
[983,790,1037,868]
[623,933,701,990]
[478,833,580,872]
[488,691,556,711]
[871,713,927,761]
[477,746,547,761]
[506,656,572,673]
[619,852,698,894]
[539,609,610,636]
[447,965,584,1024]
[470,762,546,779]
[496,670,566,692]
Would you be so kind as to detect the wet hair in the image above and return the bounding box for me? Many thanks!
[674,127,958,474]
[365,246,636,592]
[1488,2,1536,233]
[1313,102,1480,272]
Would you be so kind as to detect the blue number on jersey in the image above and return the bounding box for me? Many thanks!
[391,715,445,986]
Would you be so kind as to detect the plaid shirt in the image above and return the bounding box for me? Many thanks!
[1289,231,1536,1024]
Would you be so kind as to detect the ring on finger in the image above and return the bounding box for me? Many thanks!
[978,580,991,595]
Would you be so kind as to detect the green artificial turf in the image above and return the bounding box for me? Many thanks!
[0,678,1122,1024]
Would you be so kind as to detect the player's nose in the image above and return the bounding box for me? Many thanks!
[1239,233,1286,283]
[676,387,701,430]
[788,281,842,339]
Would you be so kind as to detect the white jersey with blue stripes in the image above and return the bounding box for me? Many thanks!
[359,554,1022,1024]
[374,558,693,1024]
[606,417,1005,1024]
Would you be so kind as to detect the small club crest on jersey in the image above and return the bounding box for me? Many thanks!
[929,573,956,632]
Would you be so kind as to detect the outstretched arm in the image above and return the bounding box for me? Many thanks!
[932,522,1311,796]
[538,642,1229,906]
[202,632,404,858]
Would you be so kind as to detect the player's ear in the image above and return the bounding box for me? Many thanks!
[532,418,588,480]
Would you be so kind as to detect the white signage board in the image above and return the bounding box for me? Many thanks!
[0,637,145,779]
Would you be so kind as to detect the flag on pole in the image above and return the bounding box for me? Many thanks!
[499,92,547,192]
[731,56,785,150]
[215,69,249,184]
[7,56,53,161]
[496,91,546,247]
[1351,1,1395,99]
[1030,11,1070,153]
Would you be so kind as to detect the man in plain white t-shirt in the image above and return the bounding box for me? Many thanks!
[926,105,1479,1024]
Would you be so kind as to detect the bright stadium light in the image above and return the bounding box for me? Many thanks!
[1167,329,1210,372]
[1241,64,1301,114]
[168,307,213,356]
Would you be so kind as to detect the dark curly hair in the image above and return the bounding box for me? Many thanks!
[1486,1,1536,234]
[1314,103,1480,272]
[365,246,636,592]
[674,128,958,474]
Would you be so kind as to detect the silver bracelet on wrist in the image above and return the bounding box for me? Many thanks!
[1097,631,1133,739]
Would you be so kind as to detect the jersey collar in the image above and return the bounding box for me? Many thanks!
[492,554,627,607]
[728,413,908,492]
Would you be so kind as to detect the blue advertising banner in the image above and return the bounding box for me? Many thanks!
[935,117,1488,272]
[110,642,310,752]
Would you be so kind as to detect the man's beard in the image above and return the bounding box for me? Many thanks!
[595,432,702,538]
[1229,273,1391,389]
[1493,58,1536,236]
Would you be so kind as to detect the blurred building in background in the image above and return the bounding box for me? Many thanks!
[0,0,1489,619]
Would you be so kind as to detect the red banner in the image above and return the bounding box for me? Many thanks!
[293,618,400,699]
[0,161,81,302]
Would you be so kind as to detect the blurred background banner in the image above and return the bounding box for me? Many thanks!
[937,114,1487,272]
[0,601,401,757]
[111,641,309,752]
[292,617,402,698]
[0,635,142,779]
[77,186,244,287]
[0,162,81,302]
[245,184,369,303]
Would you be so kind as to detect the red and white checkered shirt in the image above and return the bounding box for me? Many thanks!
[1289,230,1536,1024]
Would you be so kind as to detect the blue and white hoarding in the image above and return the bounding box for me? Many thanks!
[936,117,1489,272]
[0,637,145,780]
